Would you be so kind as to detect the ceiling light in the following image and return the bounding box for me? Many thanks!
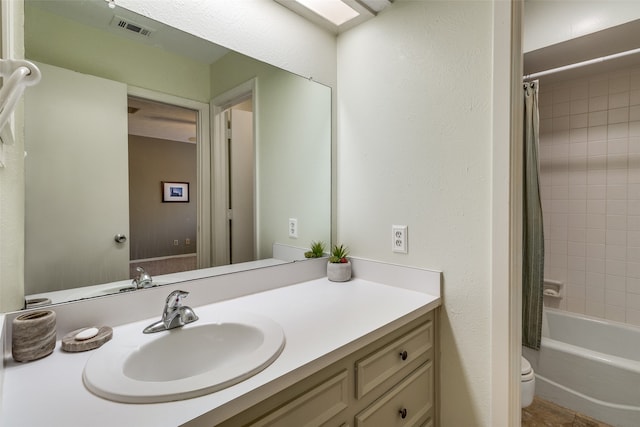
[294,0,359,26]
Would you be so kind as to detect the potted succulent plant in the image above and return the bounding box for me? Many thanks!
[327,244,351,282]
[304,241,326,258]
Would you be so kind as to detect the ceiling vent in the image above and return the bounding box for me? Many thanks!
[110,16,155,37]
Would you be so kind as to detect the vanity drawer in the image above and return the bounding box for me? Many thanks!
[354,361,433,427]
[355,315,433,399]
[250,370,349,427]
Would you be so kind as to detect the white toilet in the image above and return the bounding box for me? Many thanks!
[521,356,535,408]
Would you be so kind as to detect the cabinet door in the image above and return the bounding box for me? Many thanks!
[250,370,349,427]
[25,62,129,293]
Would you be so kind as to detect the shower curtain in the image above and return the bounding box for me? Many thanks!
[522,81,545,350]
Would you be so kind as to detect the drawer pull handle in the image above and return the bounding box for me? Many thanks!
[399,408,408,419]
[399,350,408,360]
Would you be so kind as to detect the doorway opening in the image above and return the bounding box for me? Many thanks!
[127,87,211,277]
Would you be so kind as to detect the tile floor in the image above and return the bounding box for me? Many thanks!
[522,397,613,427]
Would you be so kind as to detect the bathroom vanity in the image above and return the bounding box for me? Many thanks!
[0,259,440,426]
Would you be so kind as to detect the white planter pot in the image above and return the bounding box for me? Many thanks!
[327,261,351,282]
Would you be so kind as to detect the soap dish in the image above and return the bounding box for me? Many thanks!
[61,326,113,353]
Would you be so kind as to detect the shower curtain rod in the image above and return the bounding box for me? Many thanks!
[523,46,640,81]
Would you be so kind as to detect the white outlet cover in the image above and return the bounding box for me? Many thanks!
[288,218,298,238]
[392,225,407,253]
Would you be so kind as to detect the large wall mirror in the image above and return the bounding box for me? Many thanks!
[22,0,331,306]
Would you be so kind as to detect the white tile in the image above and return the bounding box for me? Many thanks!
[554,87,572,104]
[607,154,628,170]
[626,293,640,310]
[553,116,571,132]
[571,99,589,115]
[628,230,640,247]
[589,95,608,112]
[553,130,570,144]
[627,277,640,293]
[548,226,568,241]
[628,200,640,216]
[586,257,605,274]
[609,92,630,109]
[570,142,588,157]
[547,255,568,269]
[609,74,630,94]
[587,200,605,214]
[567,284,586,298]
[569,169,587,185]
[569,185,587,199]
[627,261,640,278]
[588,111,608,126]
[570,127,588,142]
[631,105,640,122]
[605,259,626,277]
[609,107,629,124]
[628,184,640,200]
[586,282,605,299]
[626,308,640,326]
[607,168,627,185]
[570,113,588,129]
[627,246,640,262]
[608,122,629,139]
[587,155,606,170]
[628,167,640,183]
[568,200,586,214]
[605,273,626,291]
[606,215,627,230]
[630,121,640,137]
[630,89,640,105]
[588,125,607,141]
[551,185,569,200]
[605,304,626,322]
[628,137,640,153]
[589,78,608,97]
[606,229,627,245]
[587,214,606,229]
[540,105,553,120]
[607,199,627,215]
[628,216,640,231]
[568,227,586,242]
[586,243,605,259]
[571,81,589,100]
[587,185,605,199]
[606,185,627,199]
[605,244,626,261]
[550,213,568,228]
[586,228,606,244]
[567,255,586,271]
[568,241,585,256]
[554,101,571,117]
[586,301,605,317]
[607,139,628,155]
[567,298,586,314]
[568,269,586,285]
[540,118,553,134]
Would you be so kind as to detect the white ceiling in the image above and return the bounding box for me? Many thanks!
[128,98,197,144]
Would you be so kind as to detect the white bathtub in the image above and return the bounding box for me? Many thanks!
[522,308,640,427]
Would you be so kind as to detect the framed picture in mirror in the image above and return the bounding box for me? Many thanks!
[162,182,189,202]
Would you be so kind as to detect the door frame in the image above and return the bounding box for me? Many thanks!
[128,86,212,269]
[210,78,256,266]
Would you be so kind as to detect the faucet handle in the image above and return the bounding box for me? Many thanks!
[166,290,189,309]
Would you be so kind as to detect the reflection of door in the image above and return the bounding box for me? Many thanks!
[24,62,129,293]
[228,107,255,263]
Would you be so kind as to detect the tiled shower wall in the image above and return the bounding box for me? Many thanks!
[539,65,640,326]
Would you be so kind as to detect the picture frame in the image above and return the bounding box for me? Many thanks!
[162,181,189,203]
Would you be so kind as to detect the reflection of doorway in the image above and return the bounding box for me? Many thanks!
[127,97,198,277]
[211,79,256,266]
[127,87,212,274]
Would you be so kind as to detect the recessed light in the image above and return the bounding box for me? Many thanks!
[294,0,359,26]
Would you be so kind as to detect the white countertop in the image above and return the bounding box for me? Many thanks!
[2,277,439,427]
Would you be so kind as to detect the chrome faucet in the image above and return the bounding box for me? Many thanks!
[143,290,199,334]
[132,266,153,289]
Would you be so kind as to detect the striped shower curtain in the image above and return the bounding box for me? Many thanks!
[522,81,545,350]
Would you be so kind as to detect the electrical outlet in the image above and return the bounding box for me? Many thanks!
[173,239,179,246]
[392,225,408,253]
[185,238,191,245]
[288,218,298,238]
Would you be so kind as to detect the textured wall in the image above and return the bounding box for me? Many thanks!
[337,1,493,424]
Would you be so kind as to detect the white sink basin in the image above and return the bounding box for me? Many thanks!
[83,312,286,403]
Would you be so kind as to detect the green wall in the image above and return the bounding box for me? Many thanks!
[24,5,211,102]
